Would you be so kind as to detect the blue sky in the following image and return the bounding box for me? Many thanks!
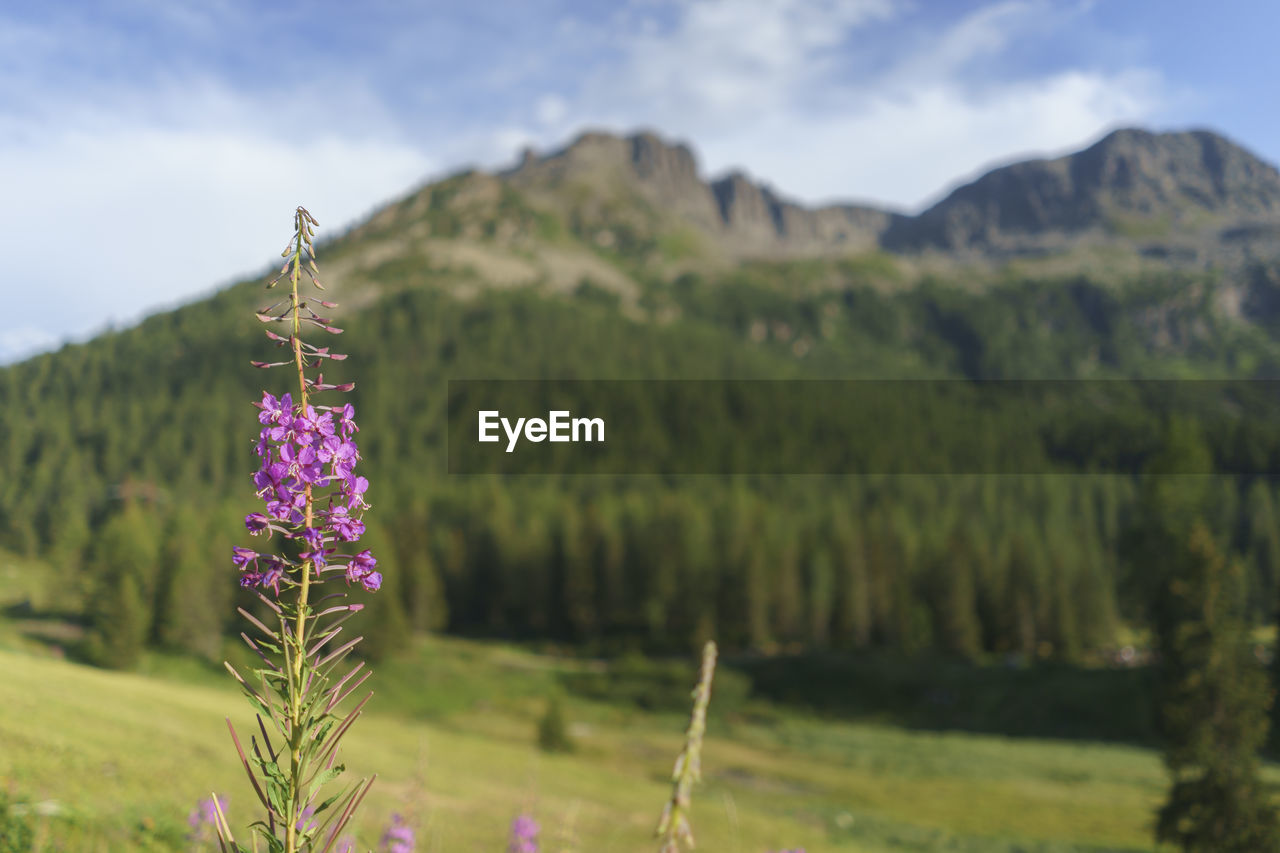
[1,0,1277,363]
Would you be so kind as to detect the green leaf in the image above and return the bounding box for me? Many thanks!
[240,688,274,722]
[253,758,290,819]
[312,719,336,745]
[307,764,345,802]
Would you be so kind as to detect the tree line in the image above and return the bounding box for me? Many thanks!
[5,267,1280,671]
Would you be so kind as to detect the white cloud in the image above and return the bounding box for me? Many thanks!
[697,68,1163,208]
[590,0,896,125]
[0,82,434,359]
[520,0,1165,209]
[535,94,570,127]
[890,0,1044,84]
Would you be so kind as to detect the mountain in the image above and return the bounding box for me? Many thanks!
[288,126,1280,320]
[497,126,1280,267]
[883,128,1280,258]
[500,130,898,261]
[8,122,1280,668]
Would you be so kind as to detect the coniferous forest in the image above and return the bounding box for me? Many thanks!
[8,238,1280,670]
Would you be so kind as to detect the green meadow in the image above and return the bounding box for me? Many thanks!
[0,629,1207,853]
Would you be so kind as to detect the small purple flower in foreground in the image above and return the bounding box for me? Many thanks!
[296,804,319,834]
[508,814,539,853]
[380,813,415,853]
[346,549,381,592]
[187,794,228,842]
[256,391,293,426]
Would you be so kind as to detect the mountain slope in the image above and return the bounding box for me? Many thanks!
[8,122,1280,671]
[254,125,1280,317]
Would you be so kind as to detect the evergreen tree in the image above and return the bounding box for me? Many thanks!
[831,513,872,649]
[85,566,148,669]
[537,694,575,753]
[1135,426,1280,851]
[1153,523,1279,852]
[1245,481,1280,621]
[83,505,159,669]
[927,529,983,660]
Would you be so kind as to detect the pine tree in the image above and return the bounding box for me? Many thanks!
[928,529,983,660]
[537,694,575,753]
[86,566,148,669]
[1153,523,1279,852]
[1136,425,1280,851]
[83,505,160,669]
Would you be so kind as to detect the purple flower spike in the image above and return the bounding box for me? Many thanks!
[240,392,376,597]
[380,813,415,853]
[508,814,539,853]
[296,805,319,834]
[239,394,376,597]
[187,794,228,842]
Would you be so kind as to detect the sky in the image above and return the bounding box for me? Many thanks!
[1,0,1277,363]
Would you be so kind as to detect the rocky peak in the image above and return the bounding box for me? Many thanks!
[710,171,786,236]
[505,129,724,231]
[1072,128,1280,214]
[507,129,701,193]
[627,131,702,188]
[884,128,1280,253]
[505,131,895,257]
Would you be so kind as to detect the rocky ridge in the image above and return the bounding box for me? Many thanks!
[502,126,1280,265]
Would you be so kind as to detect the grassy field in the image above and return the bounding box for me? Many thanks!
[0,621,1212,853]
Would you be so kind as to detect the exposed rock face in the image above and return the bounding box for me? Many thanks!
[501,126,1280,264]
[503,130,722,230]
[504,130,896,258]
[883,129,1280,253]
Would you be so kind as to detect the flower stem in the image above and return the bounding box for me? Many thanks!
[657,641,717,853]
[286,209,314,853]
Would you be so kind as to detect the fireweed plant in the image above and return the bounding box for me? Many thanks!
[656,641,717,853]
[212,207,380,853]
